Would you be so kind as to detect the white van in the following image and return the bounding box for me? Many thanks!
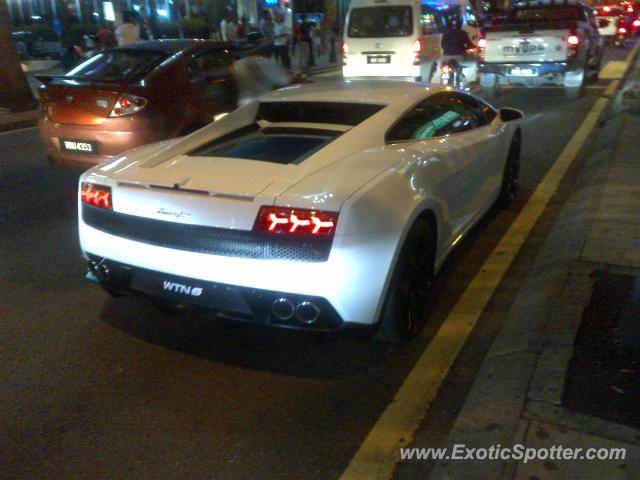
[343,0,479,81]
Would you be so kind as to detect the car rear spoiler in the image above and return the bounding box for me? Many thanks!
[35,74,128,86]
[482,20,578,34]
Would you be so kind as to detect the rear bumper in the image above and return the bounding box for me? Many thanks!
[343,64,421,79]
[79,217,401,327]
[479,61,573,76]
[87,254,345,331]
[39,114,169,169]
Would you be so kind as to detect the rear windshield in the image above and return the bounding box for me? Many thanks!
[189,125,339,164]
[66,49,169,80]
[257,101,384,126]
[508,6,582,23]
[348,6,413,38]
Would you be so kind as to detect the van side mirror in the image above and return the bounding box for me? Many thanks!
[499,107,524,122]
[598,19,609,28]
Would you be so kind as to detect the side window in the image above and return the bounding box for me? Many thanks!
[187,51,232,78]
[386,92,485,143]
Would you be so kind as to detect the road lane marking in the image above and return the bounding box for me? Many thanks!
[0,126,38,136]
[339,43,639,480]
[599,60,628,79]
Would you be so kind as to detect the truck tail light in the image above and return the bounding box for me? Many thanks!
[254,206,338,236]
[109,93,147,117]
[567,34,579,46]
[81,182,112,209]
[342,42,348,66]
[477,37,486,61]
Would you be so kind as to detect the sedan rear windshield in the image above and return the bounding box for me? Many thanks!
[189,124,340,165]
[508,6,582,23]
[348,6,413,38]
[66,49,169,80]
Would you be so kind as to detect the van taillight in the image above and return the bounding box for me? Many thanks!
[81,182,112,210]
[567,35,579,46]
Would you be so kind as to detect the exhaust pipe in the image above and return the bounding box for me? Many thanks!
[271,298,295,321]
[295,301,321,325]
[88,260,110,282]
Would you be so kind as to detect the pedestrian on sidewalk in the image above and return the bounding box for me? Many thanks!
[298,14,315,69]
[259,10,274,42]
[115,11,140,46]
[273,13,291,70]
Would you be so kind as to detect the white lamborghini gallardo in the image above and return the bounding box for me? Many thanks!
[78,81,523,341]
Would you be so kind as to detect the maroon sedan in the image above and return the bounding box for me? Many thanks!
[38,40,240,169]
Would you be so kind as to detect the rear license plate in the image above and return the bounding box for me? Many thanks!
[507,67,538,77]
[130,269,252,313]
[60,138,99,155]
[367,55,391,64]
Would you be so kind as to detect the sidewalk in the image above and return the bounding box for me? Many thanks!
[407,53,640,479]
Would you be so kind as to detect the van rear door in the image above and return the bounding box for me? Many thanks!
[344,4,418,76]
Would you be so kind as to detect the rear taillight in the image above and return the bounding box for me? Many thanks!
[634,19,640,27]
[254,206,338,236]
[619,26,628,34]
[603,5,612,13]
[109,93,147,117]
[627,6,634,13]
[477,37,486,61]
[80,182,112,210]
[412,39,421,65]
[567,34,579,46]
[342,42,348,67]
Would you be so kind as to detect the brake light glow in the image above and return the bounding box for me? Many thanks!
[567,35,579,46]
[80,182,112,209]
[603,5,612,12]
[628,6,634,12]
[109,93,147,117]
[254,206,338,236]
[477,37,487,49]
[412,39,421,53]
[634,19,640,27]
[342,41,348,55]
[619,27,628,33]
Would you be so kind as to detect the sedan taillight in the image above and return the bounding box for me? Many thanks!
[109,93,147,117]
[254,206,339,236]
[81,182,112,209]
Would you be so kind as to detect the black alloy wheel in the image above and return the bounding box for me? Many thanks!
[378,218,436,343]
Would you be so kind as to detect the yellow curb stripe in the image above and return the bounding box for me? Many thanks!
[339,41,640,480]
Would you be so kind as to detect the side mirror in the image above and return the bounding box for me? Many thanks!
[499,107,524,122]
[598,19,609,28]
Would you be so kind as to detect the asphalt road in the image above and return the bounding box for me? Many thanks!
[0,46,629,480]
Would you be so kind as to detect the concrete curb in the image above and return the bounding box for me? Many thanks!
[0,110,39,133]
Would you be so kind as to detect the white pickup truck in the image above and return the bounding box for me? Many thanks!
[478,0,604,99]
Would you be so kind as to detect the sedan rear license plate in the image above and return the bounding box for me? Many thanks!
[367,55,391,64]
[507,67,538,77]
[60,138,99,155]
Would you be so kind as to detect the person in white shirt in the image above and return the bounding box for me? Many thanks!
[115,11,140,46]
[272,13,290,69]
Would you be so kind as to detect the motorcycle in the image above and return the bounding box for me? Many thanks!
[614,17,633,47]
[440,59,466,89]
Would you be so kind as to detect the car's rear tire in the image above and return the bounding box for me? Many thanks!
[499,132,521,206]
[377,218,436,343]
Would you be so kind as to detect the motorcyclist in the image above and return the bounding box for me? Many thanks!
[437,13,477,85]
